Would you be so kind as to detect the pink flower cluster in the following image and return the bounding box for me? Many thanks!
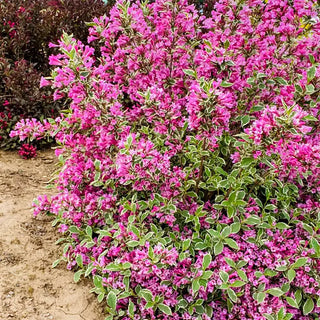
[12,0,320,319]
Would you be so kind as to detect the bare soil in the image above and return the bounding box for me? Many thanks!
[0,149,105,320]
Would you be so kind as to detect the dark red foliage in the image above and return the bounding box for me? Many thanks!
[18,143,37,159]
[0,0,115,149]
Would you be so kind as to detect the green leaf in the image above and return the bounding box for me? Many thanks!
[127,240,140,247]
[287,269,296,282]
[291,257,308,269]
[264,269,278,277]
[240,157,254,167]
[283,314,293,320]
[247,77,255,85]
[128,300,135,316]
[230,280,245,287]
[281,282,290,293]
[74,270,83,283]
[250,105,264,112]
[276,222,290,230]
[275,77,288,86]
[139,289,153,302]
[307,66,316,83]
[214,241,224,255]
[183,69,197,78]
[303,114,318,122]
[202,270,213,279]
[105,263,121,271]
[221,81,234,88]
[245,215,261,225]
[256,292,266,304]
[302,223,313,235]
[158,303,172,315]
[187,191,198,198]
[221,226,231,238]
[237,269,248,282]
[294,84,303,94]
[225,257,236,268]
[76,255,83,268]
[306,84,315,94]
[285,297,299,309]
[303,298,314,315]
[202,253,212,270]
[237,260,248,268]
[107,291,117,312]
[227,288,237,303]
[231,222,241,234]
[224,238,239,250]
[241,115,250,127]
[182,239,191,251]
[86,226,93,238]
[295,289,302,304]
[219,270,229,283]
[97,292,105,303]
[267,288,284,297]
[52,259,60,268]
[192,278,200,293]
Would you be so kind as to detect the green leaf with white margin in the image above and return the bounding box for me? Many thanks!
[267,288,284,297]
[192,278,200,293]
[224,238,239,250]
[311,238,320,256]
[158,303,172,315]
[230,280,246,287]
[285,297,299,309]
[221,81,234,88]
[291,257,308,269]
[97,292,105,303]
[227,288,237,303]
[139,289,153,302]
[303,297,314,315]
[287,269,296,282]
[107,291,117,312]
[237,269,248,282]
[275,77,288,85]
[219,270,229,283]
[128,299,135,316]
[303,114,318,122]
[214,241,224,255]
[307,66,316,83]
[256,292,266,304]
[225,257,236,268]
[126,240,140,247]
[74,270,83,283]
[183,69,197,78]
[202,253,212,270]
[52,259,60,268]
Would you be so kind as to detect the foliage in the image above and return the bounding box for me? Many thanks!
[0,0,115,148]
[12,0,320,319]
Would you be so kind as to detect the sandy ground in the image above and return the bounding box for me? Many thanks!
[0,149,105,320]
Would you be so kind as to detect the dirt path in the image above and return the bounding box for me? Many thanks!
[0,150,105,320]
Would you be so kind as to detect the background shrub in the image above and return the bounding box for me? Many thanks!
[12,0,320,319]
[0,0,115,149]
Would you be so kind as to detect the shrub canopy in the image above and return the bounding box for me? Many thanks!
[12,0,320,319]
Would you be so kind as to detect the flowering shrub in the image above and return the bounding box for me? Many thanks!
[12,0,320,319]
[0,0,115,149]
